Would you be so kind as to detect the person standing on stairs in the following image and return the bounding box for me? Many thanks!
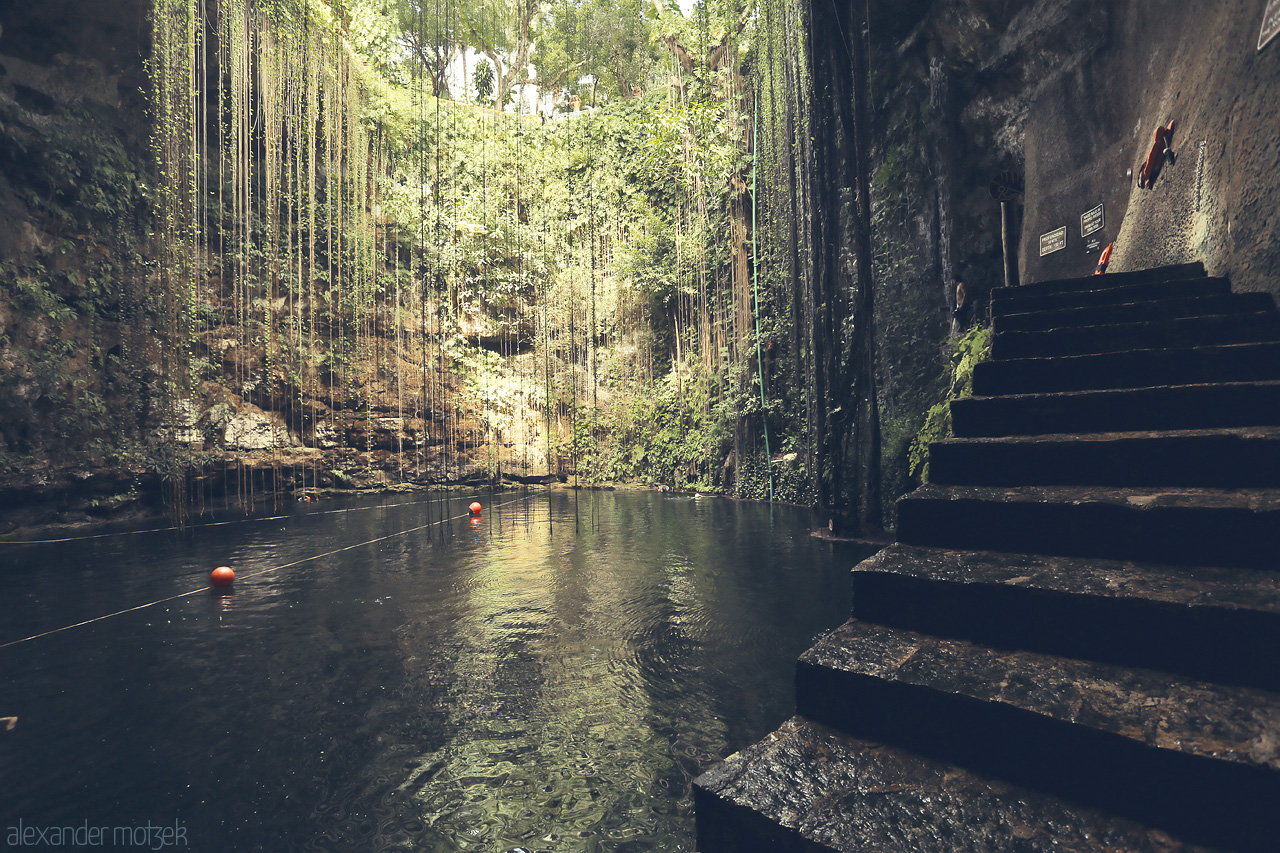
[1138,120,1176,189]
[951,279,971,337]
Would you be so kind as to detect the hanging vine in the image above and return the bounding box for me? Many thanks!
[144,0,820,513]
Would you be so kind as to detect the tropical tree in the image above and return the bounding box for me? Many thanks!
[343,0,412,83]
[461,0,540,112]
[396,0,464,97]
[535,0,659,107]
[474,57,495,104]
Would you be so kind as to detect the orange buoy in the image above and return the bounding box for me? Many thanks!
[469,501,482,515]
[210,566,235,587]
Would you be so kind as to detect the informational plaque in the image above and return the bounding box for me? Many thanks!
[1039,226,1067,257]
[1261,0,1280,51]
[1080,203,1105,237]
[1085,238,1102,253]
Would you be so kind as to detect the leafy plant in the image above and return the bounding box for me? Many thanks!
[907,325,991,483]
[473,59,495,105]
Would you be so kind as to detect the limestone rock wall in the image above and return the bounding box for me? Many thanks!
[867,0,1121,507]
[1021,0,1280,295]
[866,0,1280,518]
[0,2,560,533]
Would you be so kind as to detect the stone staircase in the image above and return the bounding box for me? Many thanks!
[693,262,1280,852]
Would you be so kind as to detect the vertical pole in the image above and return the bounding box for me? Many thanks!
[751,93,774,503]
[1001,199,1019,288]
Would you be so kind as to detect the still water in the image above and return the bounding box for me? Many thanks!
[1,490,868,852]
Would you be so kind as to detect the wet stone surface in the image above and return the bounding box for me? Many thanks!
[855,544,1280,614]
[800,620,1280,771]
[695,717,1215,852]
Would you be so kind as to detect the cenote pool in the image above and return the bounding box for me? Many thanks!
[0,490,871,852]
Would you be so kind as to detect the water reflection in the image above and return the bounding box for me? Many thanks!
[0,491,869,851]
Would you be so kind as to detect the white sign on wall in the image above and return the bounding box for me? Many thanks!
[1261,0,1280,51]
[1039,226,1067,257]
[1080,204,1105,237]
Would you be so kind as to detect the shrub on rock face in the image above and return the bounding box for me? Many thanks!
[908,325,991,484]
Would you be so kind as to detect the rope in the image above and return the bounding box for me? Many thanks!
[752,89,774,502]
[0,494,476,545]
[0,493,526,650]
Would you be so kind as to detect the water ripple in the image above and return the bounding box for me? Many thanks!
[0,491,872,852]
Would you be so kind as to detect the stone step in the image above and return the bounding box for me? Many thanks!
[993,291,1274,333]
[693,715,1213,853]
[850,544,1280,691]
[991,311,1280,360]
[993,261,1207,299]
[988,274,1228,317]
[951,380,1280,437]
[694,263,1280,852]
[929,427,1280,488]
[794,620,1280,852]
[992,261,1206,300]
[988,266,1218,315]
[971,340,1280,396]
[895,483,1280,569]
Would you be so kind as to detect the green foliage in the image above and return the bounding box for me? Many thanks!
[9,275,76,326]
[0,101,150,241]
[538,0,660,105]
[0,72,153,463]
[97,0,806,515]
[473,59,496,104]
[733,451,814,505]
[587,367,730,489]
[907,325,991,483]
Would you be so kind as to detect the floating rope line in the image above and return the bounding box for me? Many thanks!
[0,495,475,545]
[0,493,527,650]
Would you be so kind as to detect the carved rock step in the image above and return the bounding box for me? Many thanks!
[992,266,1217,316]
[850,544,1280,691]
[692,716,1211,853]
[795,621,1280,852]
[995,278,1232,318]
[990,275,1229,319]
[991,311,1280,360]
[972,340,1280,396]
[895,483,1280,569]
[929,426,1280,488]
[993,290,1273,334]
[992,261,1205,299]
[952,380,1280,437]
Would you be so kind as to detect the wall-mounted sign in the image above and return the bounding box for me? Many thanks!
[1261,0,1280,51]
[1085,238,1102,253]
[1039,226,1067,256]
[1080,204,1105,237]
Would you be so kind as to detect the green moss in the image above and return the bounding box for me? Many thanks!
[907,325,991,483]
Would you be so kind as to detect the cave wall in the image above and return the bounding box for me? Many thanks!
[0,0,150,264]
[1021,0,1280,294]
[867,0,1117,512]
[6,0,1274,531]
[867,0,1280,518]
[0,0,161,523]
